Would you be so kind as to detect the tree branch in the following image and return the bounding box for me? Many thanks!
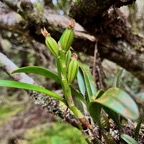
[69,0,136,26]
[0,7,26,34]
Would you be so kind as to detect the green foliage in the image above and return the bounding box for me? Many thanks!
[88,102,101,127]
[0,80,64,102]
[78,62,97,102]
[71,86,87,106]
[88,90,104,127]
[94,88,139,120]
[102,69,123,125]
[134,116,144,141]
[77,68,86,96]
[121,134,138,144]
[12,66,61,83]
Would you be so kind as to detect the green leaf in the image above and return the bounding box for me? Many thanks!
[94,87,139,120]
[71,86,87,106]
[89,102,101,127]
[91,89,105,100]
[78,62,97,102]
[93,90,120,125]
[121,134,138,144]
[89,90,104,127]
[134,116,144,141]
[71,86,88,117]
[72,95,85,114]
[84,73,94,97]
[56,59,62,78]
[113,69,123,87]
[77,68,86,96]
[0,80,64,102]
[12,66,61,83]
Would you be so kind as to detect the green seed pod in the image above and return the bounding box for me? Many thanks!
[41,28,59,58]
[67,53,79,84]
[59,19,75,52]
[66,50,72,66]
[45,35,59,58]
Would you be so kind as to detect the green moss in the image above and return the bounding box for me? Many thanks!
[23,122,87,144]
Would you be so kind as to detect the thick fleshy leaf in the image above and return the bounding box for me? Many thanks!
[113,69,123,87]
[78,62,97,102]
[77,68,86,96]
[121,134,138,144]
[12,66,61,83]
[0,80,64,102]
[94,87,139,120]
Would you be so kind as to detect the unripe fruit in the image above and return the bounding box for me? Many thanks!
[41,28,59,58]
[66,50,71,66]
[45,35,59,58]
[59,19,75,52]
[67,53,79,84]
